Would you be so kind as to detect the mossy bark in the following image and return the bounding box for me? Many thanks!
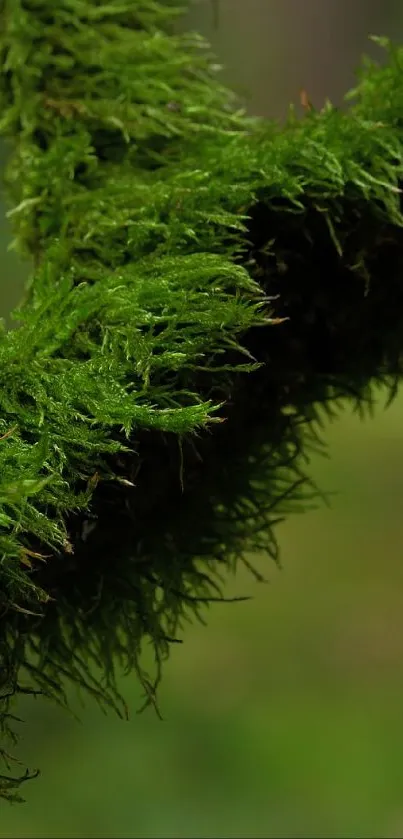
[0,1,402,801]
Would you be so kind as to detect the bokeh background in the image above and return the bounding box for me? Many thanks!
[2,1,403,836]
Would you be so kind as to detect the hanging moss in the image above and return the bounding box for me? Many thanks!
[0,0,403,802]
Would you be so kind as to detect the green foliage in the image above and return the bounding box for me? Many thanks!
[0,0,403,802]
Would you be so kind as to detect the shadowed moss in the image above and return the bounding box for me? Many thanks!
[0,0,403,802]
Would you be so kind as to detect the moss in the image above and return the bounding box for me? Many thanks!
[0,1,403,802]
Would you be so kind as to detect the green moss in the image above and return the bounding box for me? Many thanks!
[0,0,403,802]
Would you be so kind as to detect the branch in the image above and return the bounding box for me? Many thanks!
[0,1,402,800]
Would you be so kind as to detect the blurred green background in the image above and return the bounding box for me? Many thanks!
[2,1,403,837]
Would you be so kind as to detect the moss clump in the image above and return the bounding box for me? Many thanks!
[0,1,403,801]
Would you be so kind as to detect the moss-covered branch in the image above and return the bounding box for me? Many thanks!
[0,0,403,802]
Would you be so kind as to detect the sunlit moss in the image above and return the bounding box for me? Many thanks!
[0,0,403,802]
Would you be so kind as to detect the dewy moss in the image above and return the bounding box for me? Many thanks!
[0,0,403,802]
